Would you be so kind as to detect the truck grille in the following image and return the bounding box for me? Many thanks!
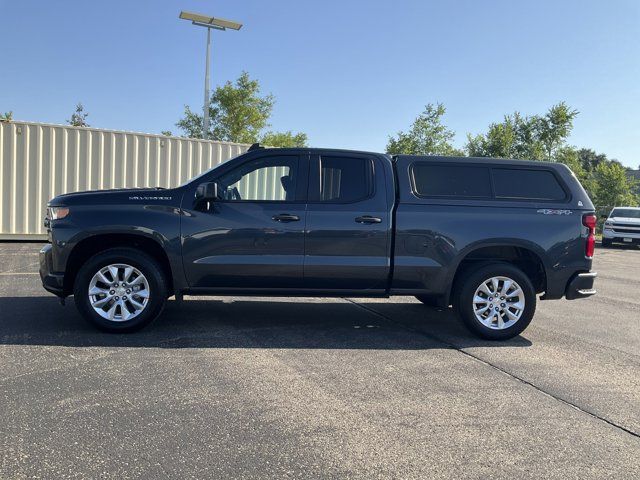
[611,223,640,234]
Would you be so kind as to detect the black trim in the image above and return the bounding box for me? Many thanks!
[565,271,597,300]
[184,287,389,297]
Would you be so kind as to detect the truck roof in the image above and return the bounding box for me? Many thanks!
[261,148,570,171]
[393,154,566,169]
[259,147,389,158]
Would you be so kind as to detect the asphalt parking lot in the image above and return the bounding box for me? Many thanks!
[1,242,639,479]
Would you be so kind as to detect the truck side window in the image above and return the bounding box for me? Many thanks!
[314,156,373,203]
[411,164,492,198]
[215,156,299,202]
[492,169,567,201]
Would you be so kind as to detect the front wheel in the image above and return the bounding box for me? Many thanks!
[601,238,612,247]
[454,263,536,340]
[73,248,167,332]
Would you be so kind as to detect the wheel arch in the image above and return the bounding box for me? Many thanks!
[445,240,549,306]
[63,232,174,296]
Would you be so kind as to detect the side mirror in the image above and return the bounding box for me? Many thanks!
[195,181,219,201]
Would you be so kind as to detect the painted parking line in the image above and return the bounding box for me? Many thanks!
[0,272,39,275]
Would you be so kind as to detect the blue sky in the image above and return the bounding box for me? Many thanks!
[1,0,638,167]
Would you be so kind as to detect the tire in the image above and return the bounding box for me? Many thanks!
[414,295,439,307]
[453,263,536,340]
[601,238,612,247]
[73,248,167,333]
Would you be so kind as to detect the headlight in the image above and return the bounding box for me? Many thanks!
[48,206,70,220]
[604,221,612,227]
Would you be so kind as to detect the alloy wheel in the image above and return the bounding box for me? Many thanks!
[472,275,525,330]
[88,263,150,322]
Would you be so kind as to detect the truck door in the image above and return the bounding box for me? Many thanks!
[181,153,308,289]
[303,153,391,291]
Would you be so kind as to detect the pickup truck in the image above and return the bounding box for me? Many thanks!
[40,146,597,340]
[602,206,640,247]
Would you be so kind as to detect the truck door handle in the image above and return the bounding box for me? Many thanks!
[355,215,382,224]
[272,213,300,222]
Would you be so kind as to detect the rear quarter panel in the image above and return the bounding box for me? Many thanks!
[391,156,594,300]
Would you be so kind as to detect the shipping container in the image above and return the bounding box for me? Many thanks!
[0,121,249,239]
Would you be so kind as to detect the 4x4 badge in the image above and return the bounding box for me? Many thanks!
[537,209,573,215]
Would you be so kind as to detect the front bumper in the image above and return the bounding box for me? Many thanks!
[39,244,65,296]
[603,228,640,243]
[565,271,597,300]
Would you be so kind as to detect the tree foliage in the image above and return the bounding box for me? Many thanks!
[261,130,308,148]
[67,103,89,127]
[386,104,463,156]
[591,161,639,207]
[466,113,539,159]
[577,148,608,173]
[539,103,579,161]
[176,72,273,142]
[176,71,306,146]
[0,111,13,122]
[466,103,577,161]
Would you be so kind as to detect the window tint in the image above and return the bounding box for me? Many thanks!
[216,156,298,201]
[317,156,373,202]
[492,169,566,201]
[412,164,492,198]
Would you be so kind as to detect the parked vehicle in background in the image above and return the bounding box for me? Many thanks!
[40,146,598,340]
[602,207,640,247]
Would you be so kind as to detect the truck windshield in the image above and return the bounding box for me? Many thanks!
[610,208,640,219]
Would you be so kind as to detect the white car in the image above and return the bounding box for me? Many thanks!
[602,207,640,247]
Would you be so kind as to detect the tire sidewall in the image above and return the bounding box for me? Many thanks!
[73,248,167,332]
[456,263,536,340]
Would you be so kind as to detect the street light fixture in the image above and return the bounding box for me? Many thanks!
[179,11,242,140]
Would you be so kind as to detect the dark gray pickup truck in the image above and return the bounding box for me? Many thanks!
[40,146,597,339]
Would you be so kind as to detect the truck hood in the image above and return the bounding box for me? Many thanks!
[48,187,181,206]
[609,216,640,224]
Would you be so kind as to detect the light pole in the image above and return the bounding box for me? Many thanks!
[179,11,242,140]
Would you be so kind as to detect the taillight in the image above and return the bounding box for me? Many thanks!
[582,213,596,258]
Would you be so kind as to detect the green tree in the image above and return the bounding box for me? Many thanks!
[0,111,13,122]
[538,102,578,160]
[467,112,545,160]
[160,130,173,137]
[260,130,308,147]
[591,161,639,207]
[177,71,307,146]
[67,103,89,127]
[466,103,577,161]
[554,146,594,193]
[467,115,519,159]
[177,71,274,143]
[386,103,463,156]
[577,148,609,173]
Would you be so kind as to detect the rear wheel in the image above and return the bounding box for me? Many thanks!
[73,248,167,332]
[454,263,536,340]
